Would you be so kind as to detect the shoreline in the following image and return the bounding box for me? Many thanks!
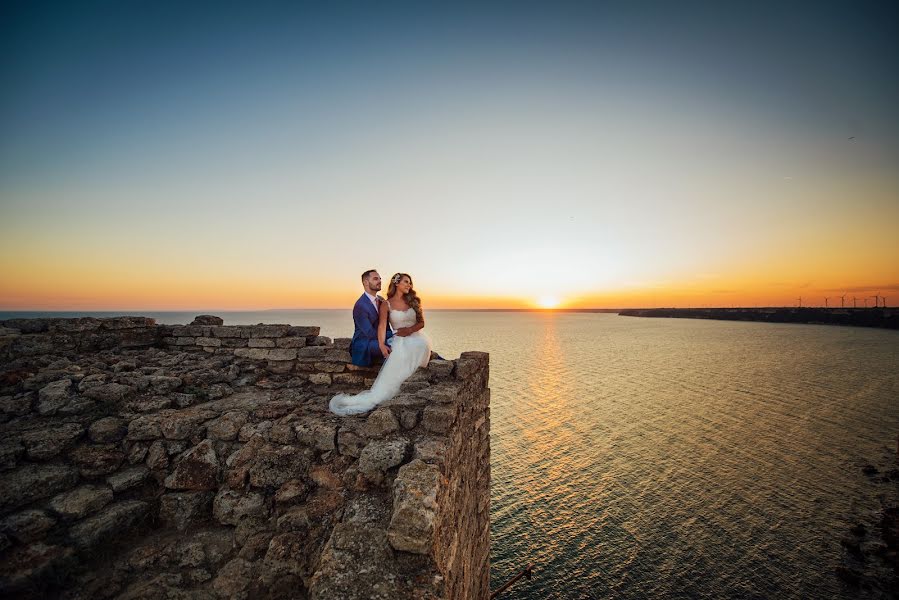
[619,307,898,330]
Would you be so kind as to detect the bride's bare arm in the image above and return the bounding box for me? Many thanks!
[377,301,391,357]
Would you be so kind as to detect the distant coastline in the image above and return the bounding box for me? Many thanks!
[619,307,898,330]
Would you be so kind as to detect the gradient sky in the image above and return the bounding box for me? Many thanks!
[2,1,898,310]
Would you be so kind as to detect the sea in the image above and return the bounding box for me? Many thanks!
[3,309,898,598]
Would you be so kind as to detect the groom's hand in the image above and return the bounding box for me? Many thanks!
[395,327,409,337]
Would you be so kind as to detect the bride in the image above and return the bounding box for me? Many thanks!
[330,273,432,416]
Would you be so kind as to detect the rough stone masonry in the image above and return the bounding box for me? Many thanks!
[0,315,490,599]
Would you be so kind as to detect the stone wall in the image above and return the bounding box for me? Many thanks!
[0,316,490,599]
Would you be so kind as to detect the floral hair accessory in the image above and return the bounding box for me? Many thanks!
[393,274,403,285]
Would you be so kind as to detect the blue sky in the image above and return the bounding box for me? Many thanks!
[2,1,897,308]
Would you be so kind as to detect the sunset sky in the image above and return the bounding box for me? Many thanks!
[1,1,897,310]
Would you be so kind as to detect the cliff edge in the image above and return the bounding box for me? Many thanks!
[0,316,490,599]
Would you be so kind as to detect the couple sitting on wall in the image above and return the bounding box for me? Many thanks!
[329,270,433,416]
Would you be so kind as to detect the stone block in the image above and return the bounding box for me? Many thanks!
[248,338,275,348]
[363,407,400,438]
[71,444,125,477]
[196,337,222,347]
[1,510,56,544]
[287,326,320,337]
[0,543,75,594]
[276,337,306,348]
[294,419,336,452]
[68,500,148,550]
[296,346,351,363]
[313,362,345,373]
[249,445,309,489]
[159,492,214,530]
[22,422,84,460]
[426,359,455,379]
[36,379,71,415]
[413,437,449,466]
[387,459,440,554]
[164,440,219,491]
[358,439,409,485]
[213,490,268,525]
[308,373,331,385]
[48,485,113,520]
[267,360,295,374]
[127,415,162,440]
[89,417,128,443]
[422,404,457,434]
[107,466,149,493]
[331,373,361,385]
[234,348,298,361]
[159,408,217,440]
[207,411,248,441]
[336,429,365,458]
[82,382,135,402]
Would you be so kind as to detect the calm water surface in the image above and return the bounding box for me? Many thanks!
[4,310,898,598]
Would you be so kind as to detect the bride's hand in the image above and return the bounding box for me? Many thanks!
[395,327,409,337]
[380,343,391,358]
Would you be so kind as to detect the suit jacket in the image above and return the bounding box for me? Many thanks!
[350,293,394,366]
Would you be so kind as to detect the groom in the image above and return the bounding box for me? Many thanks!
[350,269,394,367]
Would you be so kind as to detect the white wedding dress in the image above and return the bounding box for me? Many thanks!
[329,302,432,416]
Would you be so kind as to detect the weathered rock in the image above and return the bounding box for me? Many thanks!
[363,407,400,438]
[191,315,224,326]
[0,543,75,594]
[206,383,233,400]
[337,429,365,458]
[0,394,31,417]
[422,404,457,434]
[0,464,79,513]
[413,437,449,466]
[309,465,343,491]
[71,444,125,477]
[89,416,127,443]
[68,500,149,550]
[234,348,297,361]
[387,459,440,554]
[358,439,409,484]
[22,422,85,460]
[212,558,255,600]
[36,379,71,415]
[164,440,219,490]
[107,465,149,493]
[212,490,268,525]
[1,509,57,543]
[249,445,310,489]
[273,479,311,505]
[146,439,169,470]
[125,394,171,412]
[159,408,216,440]
[295,419,337,452]
[207,411,247,441]
[48,485,113,520]
[159,492,214,530]
[309,524,402,600]
[127,415,162,440]
[82,382,135,402]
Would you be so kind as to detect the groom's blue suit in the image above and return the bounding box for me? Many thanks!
[350,294,394,367]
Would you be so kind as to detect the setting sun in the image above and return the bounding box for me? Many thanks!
[537,296,561,309]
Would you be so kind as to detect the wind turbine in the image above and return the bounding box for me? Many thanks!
[797,296,802,308]
[872,294,881,308]
[853,296,857,308]
[840,294,847,308]
[864,298,869,308]
[824,297,830,308]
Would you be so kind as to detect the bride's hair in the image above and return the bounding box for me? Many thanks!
[387,273,423,323]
